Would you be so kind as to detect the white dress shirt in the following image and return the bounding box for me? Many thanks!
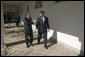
[42,17,45,22]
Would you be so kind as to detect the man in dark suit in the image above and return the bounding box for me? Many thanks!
[36,11,50,49]
[24,12,33,48]
[16,16,20,27]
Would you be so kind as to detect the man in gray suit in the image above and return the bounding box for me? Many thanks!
[36,11,50,49]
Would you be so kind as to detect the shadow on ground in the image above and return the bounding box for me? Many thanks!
[6,37,57,49]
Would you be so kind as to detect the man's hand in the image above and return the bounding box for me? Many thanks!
[21,21,24,25]
[36,29,38,32]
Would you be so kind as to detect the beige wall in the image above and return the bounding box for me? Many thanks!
[19,2,29,21]
[19,1,84,52]
[29,1,84,52]
[3,4,19,13]
[1,1,4,45]
[1,2,7,56]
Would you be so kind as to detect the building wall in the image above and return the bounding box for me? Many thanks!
[19,2,29,21]
[3,4,19,12]
[20,1,84,52]
[1,2,7,56]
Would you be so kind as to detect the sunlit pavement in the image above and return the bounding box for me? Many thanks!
[6,42,78,56]
[4,23,78,56]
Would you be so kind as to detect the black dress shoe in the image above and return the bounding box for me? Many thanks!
[26,45,30,48]
[30,43,34,46]
[37,42,40,44]
[44,46,48,49]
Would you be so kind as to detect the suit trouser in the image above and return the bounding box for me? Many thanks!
[25,33,33,46]
[16,21,19,27]
[38,30,47,46]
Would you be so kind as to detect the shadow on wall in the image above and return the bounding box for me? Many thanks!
[78,50,84,56]
[78,38,84,56]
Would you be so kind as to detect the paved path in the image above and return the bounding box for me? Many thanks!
[4,23,79,56]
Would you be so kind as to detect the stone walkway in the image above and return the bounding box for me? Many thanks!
[4,23,79,56]
[6,41,78,56]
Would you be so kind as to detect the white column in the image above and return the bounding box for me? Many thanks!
[1,2,7,56]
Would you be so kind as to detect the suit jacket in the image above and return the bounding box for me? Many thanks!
[24,16,33,34]
[36,16,50,33]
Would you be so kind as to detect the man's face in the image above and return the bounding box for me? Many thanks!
[27,12,30,16]
[40,13,44,16]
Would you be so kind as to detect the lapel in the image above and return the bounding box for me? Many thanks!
[27,16,31,21]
